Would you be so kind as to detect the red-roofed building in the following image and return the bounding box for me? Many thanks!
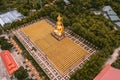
[0,50,18,75]
[94,64,120,80]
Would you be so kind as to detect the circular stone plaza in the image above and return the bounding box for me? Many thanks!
[13,17,96,80]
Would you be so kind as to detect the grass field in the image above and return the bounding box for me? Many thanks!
[21,20,88,74]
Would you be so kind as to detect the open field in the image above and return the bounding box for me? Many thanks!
[21,20,88,74]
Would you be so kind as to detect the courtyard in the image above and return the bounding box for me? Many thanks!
[21,20,88,74]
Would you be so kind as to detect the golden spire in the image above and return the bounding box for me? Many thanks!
[57,14,62,21]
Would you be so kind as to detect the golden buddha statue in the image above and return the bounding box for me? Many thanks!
[51,14,65,40]
[54,14,64,36]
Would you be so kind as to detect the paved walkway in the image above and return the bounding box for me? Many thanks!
[13,29,66,80]
[11,40,41,80]
[0,57,11,80]
[105,46,120,65]
[11,49,24,67]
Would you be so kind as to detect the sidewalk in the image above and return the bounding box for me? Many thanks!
[105,46,120,65]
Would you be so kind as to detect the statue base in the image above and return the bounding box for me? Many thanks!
[51,32,65,41]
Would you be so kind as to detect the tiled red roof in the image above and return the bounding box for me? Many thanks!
[94,64,120,80]
[0,50,18,75]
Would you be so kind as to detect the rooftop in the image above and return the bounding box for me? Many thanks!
[103,6,113,12]
[0,10,24,26]
[64,0,70,5]
[109,15,120,21]
[103,6,120,27]
[94,64,120,80]
[0,50,18,75]
[107,10,117,15]
[115,22,120,27]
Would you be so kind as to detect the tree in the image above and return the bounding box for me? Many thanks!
[0,37,13,50]
[14,66,28,80]
[26,78,33,80]
[0,28,2,34]
[1,42,13,50]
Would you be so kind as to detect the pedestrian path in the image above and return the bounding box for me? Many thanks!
[105,46,120,65]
